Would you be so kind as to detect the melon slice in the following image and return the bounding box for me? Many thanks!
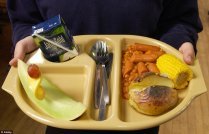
[17,60,86,120]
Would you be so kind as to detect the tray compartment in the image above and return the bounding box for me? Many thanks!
[40,65,88,102]
[15,64,91,118]
[82,38,117,120]
[118,37,190,122]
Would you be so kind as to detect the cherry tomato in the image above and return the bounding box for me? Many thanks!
[27,64,41,78]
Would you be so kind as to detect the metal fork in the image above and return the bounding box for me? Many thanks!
[95,41,110,120]
[96,41,110,104]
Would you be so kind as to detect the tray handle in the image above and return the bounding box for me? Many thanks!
[190,60,207,99]
[1,67,17,96]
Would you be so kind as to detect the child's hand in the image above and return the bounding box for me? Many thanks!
[9,36,37,67]
[179,42,195,65]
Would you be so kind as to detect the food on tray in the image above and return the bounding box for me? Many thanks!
[27,64,41,78]
[129,73,174,91]
[32,14,79,62]
[146,62,160,74]
[128,73,177,115]
[156,54,193,89]
[121,43,165,99]
[121,42,194,115]
[136,62,148,76]
[121,43,193,98]
[129,85,178,115]
[17,60,86,120]
[131,43,161,51]
[27,64,45,100]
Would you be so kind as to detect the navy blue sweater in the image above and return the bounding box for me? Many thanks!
[7,0,202,52]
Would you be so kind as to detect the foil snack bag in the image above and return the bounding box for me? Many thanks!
[32,15,79,62]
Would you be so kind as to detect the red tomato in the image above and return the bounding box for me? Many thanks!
[27,64,41,78]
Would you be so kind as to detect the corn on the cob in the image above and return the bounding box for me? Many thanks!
[156,54,193,89]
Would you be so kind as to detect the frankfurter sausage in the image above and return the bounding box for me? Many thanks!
[131,54,158,63]
[146,62,160,74]
[145,50,165,57]
[123,60,134,76]
[130,43,161,52]
[137,62,149,76]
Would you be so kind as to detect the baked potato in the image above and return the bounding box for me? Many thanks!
[129,85,178,115]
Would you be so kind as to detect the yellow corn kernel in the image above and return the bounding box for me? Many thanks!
[156,54,193,89]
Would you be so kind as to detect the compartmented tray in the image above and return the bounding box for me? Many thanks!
[2,35,207,130]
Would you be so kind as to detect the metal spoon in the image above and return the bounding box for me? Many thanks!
[90,42,101,109]
[89,41,110,111]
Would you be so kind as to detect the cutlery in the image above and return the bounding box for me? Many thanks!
[90,42,102,109]
[98,84,106,121]
[90,41,110,110]
[95,41,110,120]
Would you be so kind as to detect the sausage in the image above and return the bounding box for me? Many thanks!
[145,50,165,57]
[131,54,158,63]
[137,62,149,76]
[122,60,134,76]
[131,43,161,52]
[146,62,160,74]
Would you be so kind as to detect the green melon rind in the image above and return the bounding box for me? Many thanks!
[17,60,86,120]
